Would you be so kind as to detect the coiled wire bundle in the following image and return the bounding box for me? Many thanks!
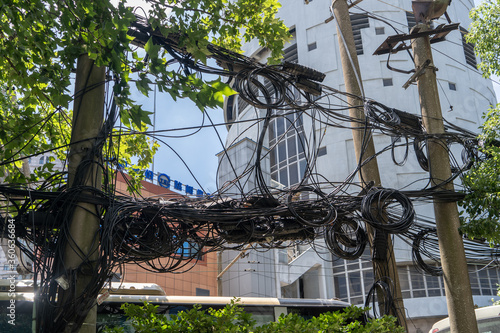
[361,188,415,234]
[324,216,367,260]
[412,228,443,276]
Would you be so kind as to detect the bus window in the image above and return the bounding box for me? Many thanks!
[97,313,134,333]
[1,281,353,331]
[274,306,287,320]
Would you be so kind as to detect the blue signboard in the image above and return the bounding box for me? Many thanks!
[109,162,206,196]
[147,169,208,197]
[145,169,154,181]
[158,173,171,189]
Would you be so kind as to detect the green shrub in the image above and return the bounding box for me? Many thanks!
[104,299,405,333]
[255,305,405,333]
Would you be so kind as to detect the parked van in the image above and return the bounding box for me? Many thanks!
[429,305,500,333]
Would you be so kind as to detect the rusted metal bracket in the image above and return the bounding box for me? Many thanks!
[402,59,436,89]
[373,23,459,55]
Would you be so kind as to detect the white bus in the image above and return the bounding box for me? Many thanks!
[0,280,354,332]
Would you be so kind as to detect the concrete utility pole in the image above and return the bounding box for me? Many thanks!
[411,24,478,333]
[217,244,252,296]
[63,54,105,333]
[330,0,407,328]
[218,251,223,296]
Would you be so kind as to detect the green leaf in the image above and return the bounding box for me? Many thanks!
[135,74,153,96]
[210,79,237,97]
[144,37,161,60]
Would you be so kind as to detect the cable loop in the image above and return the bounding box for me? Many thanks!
[412,228,443,276]
[361,188,414,233]
[325,217,367,259]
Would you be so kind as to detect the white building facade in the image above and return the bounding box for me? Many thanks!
[217,1,498,332]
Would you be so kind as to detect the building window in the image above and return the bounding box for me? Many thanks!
[226,95,235,122]
[406,12,417,32]
[331,253,494,304]
[426,274,442,297]
[269,112,306,188]
[391,136,401,143]
[469,265,499,296]
[333,248,374,305]
[460,27,477,68]
[382,78,393,86]
[176,241,202,260]
[283,43,298,64]
[196,288,210,296]
[308,42,317,51]
[269,37,304,189]
[448,82,457,91]
[350,14,370,55]
[263,78,277,102]
[409,266,427,297]
[237,83,258,115]
[39,156,44,164]
[375,27,385,35]
[318,146,327,157]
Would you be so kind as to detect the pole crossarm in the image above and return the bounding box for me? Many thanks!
[373,23,459,55]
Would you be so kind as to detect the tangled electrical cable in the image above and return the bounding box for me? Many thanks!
[0,12,498,331]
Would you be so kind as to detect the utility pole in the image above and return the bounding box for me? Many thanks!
[217,244,252,296]
[217,251,223,296]
[330,0,407,328]
[62,53,105,333]
[411,24,478,333]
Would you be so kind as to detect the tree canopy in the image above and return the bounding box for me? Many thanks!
[0,0,290,186]
[467,0,500,78]
[460,0,500,244]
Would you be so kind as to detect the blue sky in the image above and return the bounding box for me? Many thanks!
[133,84,227,195]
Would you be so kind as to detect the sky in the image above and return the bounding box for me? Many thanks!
[132,82,227,195]
[122,0,500,196]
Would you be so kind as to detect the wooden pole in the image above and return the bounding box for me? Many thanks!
[63,53,105,333]
[411,23,478,333]
[331,0,406,328]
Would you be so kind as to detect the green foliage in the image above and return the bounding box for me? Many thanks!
[106,300,405,333]
[460,104,500,245]
[0,0,288,188]
[459,1,500,245]
[255,305,404,333]
[493,284,500,305]
[467,0,500,78]
[110,299,255,332]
